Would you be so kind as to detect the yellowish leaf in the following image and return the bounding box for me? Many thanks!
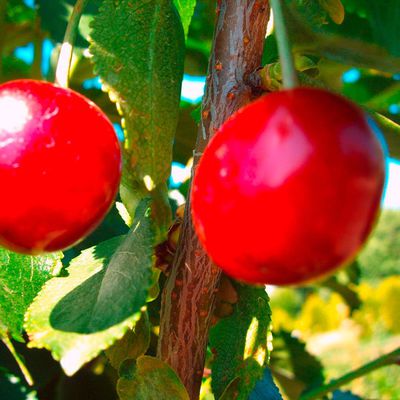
[319,0,345,24]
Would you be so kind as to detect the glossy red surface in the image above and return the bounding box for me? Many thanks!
[0,80,122,254]
[191,88,386,285]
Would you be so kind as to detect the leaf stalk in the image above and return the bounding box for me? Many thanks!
[2,335,34,386]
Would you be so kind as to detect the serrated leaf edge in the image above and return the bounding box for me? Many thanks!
[23,254,150,376]
[24,284,146,376]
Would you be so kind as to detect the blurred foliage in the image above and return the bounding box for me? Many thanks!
[358,210,400,280]
[320,263,362,313]
[0,1,400,399]
[38,0,101,47]
[0,367,38,399]
[270,276,400,398]
[270,330,324,398]
[377,277,400,333]
[352,276,400,336]
[271,278,400,339]
[270,288,303,318]
[297,293,350,335]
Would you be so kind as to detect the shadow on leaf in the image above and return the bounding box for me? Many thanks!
[49,200,154,334]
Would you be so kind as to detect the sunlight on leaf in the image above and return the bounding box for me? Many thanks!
[174,0,197,38]
[244,317,259,361]
[209,284,272,399]
[117,356,189,400]
[0,249,62,341]
[24,200,155,375]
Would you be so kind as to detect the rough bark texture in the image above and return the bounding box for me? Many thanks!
[157,1,270,399]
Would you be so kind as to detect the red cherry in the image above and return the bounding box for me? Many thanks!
[0,79,122,254]
[191,88,386,285]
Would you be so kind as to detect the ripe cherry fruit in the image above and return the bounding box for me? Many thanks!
[191,88,386,285]
[0,79,122,254]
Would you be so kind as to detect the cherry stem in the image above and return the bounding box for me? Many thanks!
[299,347,400,400]
[270,0,298,89]
[2,336,34,386]
[55,0,89,88]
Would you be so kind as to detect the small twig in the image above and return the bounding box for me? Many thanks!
[55,0,89,88]
[157,1,271,399]
[300,347,400,400]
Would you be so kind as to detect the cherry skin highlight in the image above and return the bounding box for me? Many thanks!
[191,87,386,285]
[0,79,122,254]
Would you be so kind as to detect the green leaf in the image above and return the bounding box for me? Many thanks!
[1,55,31,82]
[370,113,400,161]
[248,367,283,400]
[174,0,196,38]
[6,0,36,24]
[321,277,361,313]
[209,284,272,399]
[299,33,400,74]
[285,4,400,73]
[219,377,240,400]
[106,312,151,370]
[271,330,324,389]
[259,55,319,91]
[147,268,161,303]
[90,0,185,200]
[357,209,400,279]
[25,200,155,376]
[117,356,189,400]
[38,0,100,46]
[0,249,62,341]
[364,1,400,57]
[318,0,345,24]
[321,263,362,313]
[341,0,367,16]
[291,0,330,28]
[365,82,400,112]
[0,368,37,400]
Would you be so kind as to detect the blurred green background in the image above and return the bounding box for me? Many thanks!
[1,0,399,399]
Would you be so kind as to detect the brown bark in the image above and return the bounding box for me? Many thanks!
[157,1,271,399]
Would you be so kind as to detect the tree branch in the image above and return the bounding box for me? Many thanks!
[157,1,271,399]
